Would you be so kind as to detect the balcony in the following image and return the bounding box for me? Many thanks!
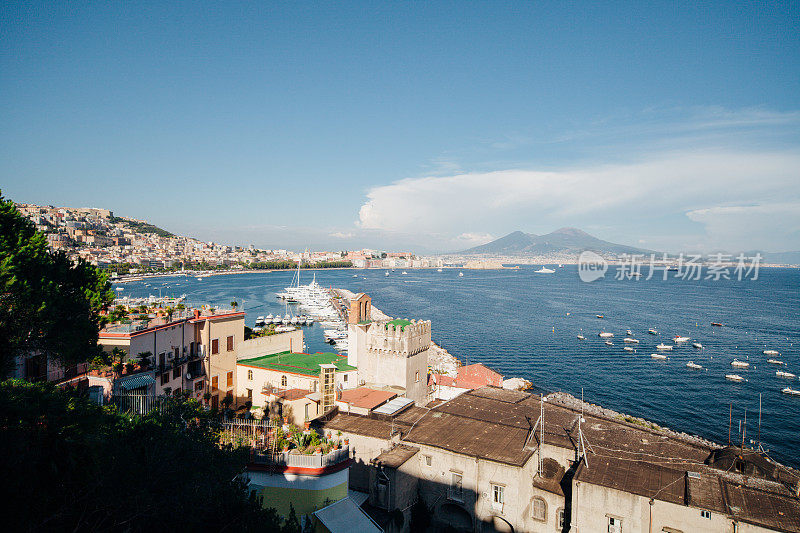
[251,446,351,470]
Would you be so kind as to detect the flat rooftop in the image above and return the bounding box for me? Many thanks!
[239,351,356,377]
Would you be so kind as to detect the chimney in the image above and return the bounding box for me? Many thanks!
[193,309,200,320]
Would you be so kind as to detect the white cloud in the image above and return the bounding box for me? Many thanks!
[453,232,495,246]
[686,202,800,250]
[357,150,800,251]
[329,231,355,239]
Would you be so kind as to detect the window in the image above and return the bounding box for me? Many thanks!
[700,510,711,519]
[557,508,565,529]
[532,497,546,521]
[449,472,463,501]
[226,371,233,388]
[195,381,204,392]
[161,372,169,385]
[423,455,432,466]
[304,403,310,421]
[608,516,622,533]
[415,371,420,382]
[247,369,253,381]
[211,375,218,391]
[211,338,219,355]
[343,374,348,382]
[491,484,504,511]
[174,347,179,359]
[226,335,234,351]
[246,388,252,401]
[281,375,287,387]
[173,366,181,379]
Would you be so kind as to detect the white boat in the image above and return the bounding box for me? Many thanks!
[626,329,633,336]
[272,315,282,324]
[648,328,658,335]
[726,374,745,382]
[763,350,780,356]
[385,272,389,276]
[577,335,585,340]
[254,316,266,328]
[605,341,614,346]
[656,343,673,351]
[692,342,703,349]
[282,314,291,325]
[352,274,358,278]
[782,387,800,396]
[767,359,784,365]
[290,316,299,325]
[776,370,796,378]
[115,287,124,291]
[265,314,274,321]
[535,267,556,273]
[274,325,296,333]
[686,362,703,369]
[674,336,690,343]
[731,360,750,368]
[459,272,464,277]
[651,353,667,360]
[623,338,639,344]
[623,346,634,352]
[598,332,614,338]
[402,271,408,275]
[437,268,443,272]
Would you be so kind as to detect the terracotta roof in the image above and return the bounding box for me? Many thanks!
[338,387,396,410]
[272,388,311,401]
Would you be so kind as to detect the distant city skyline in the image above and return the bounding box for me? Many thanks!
[2,3,798,253]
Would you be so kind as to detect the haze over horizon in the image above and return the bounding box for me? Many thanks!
[2,3,799,253]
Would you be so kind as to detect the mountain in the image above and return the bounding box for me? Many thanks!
[460,228,651,256]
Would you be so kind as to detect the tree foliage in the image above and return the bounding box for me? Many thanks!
[0,192,115,375]
[0,379,293,532]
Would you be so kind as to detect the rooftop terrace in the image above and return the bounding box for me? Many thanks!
[238,351,356,377]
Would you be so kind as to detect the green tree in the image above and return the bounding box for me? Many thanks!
[0,193,115,376]
[0,379,298,532]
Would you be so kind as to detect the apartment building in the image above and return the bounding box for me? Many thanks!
[314,387,800,533]
[99,307,245,408]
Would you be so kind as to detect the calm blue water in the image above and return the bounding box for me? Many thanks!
[115,266,800,467]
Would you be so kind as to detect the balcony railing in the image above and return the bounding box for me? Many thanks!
[252,446,350,469]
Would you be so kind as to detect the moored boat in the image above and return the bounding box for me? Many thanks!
[577,335,585,340]
[598,332,614,338]
[623,346,634,352]
[767,359,784,365]
[692,342,703,349]
[623,337,639,344]
[651,353,667,360]
[763,350,780,356]
[648,328,658,335]
[711,322,724,327]
[673,335,690,343]
[726,374,745,382]
[656,343,673,351]
[782,387,800,396]
[605,340,614,346]
[686,362,702,369]
[731,360,750,368]
[776,370,796,378]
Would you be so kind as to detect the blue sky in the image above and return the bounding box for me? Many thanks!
[2,2,798,253]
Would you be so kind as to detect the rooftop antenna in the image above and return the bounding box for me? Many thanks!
[728,402,732,445]
[757,394,763,452]
[741,408,747,451]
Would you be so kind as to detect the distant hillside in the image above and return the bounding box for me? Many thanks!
[461,228,651,256]
[110,216,174,238]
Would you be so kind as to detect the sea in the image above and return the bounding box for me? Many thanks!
[113,266,800,468]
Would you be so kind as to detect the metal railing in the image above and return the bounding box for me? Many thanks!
[252,446,350,468]
[112,392,166,415]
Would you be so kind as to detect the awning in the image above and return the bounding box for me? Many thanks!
[313,497,382,533]
[119,374,155,390]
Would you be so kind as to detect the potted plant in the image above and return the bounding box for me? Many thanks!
[112,361,124,376]
[124,360,135,373]
[203,391,212,404]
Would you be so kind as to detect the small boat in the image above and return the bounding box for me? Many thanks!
[623,346,634,352]
[437,268,443,272]
[306,317,314,325]
[626,329,633,336]
[459,272,464,277]
[402,271,408,275]
[598,332,614,338]
[290,316,299,325]
[731,360,750,368]
[763,350,780,356]
[651,353,667,360]
[674,336,690,343]
[596,315,604,319]
[623,338,639,344]
[782,387,800,396]
[686,362,703,369]
[776,370,796,378]
[274,325,296,333]
[272,315,282,324]
[352,274,358,277]
[648,328,658,335]
[711,322,724,327]
[115,287,124,291]
[605,341,614,346]
[726,374,745,382]
[385,272,390,276]
[767,359,784,365]
[656,343,673,351]
[577,335,585,340]
[692,342,703,349]
[535,267,555,273]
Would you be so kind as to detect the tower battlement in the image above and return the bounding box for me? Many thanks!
[365,319,431,357]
